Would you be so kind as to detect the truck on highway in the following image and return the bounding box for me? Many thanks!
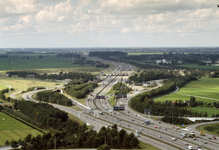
[119,102,124,106]
[189,133,195,138]
[145,120,150,125]
[200,131,205,136]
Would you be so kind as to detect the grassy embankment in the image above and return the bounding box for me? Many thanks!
[0,112,43,146]
[197,123,219,136]
[154,77,219,117]
[0,76,58,101]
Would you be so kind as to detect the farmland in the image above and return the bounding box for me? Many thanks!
[176,64,219,70]
[0,112,43,146]
[128,53,163,55]
[0,76,58,99]
[187,107,219,117]
[0,57,97,71]
[154,77,219,104]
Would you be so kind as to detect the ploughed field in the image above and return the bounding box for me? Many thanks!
[0,112,43,146]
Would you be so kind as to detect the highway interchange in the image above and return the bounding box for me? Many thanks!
[13,58,219,150]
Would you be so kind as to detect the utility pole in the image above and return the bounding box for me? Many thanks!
[54,136,56,149]
[172,112,173,145]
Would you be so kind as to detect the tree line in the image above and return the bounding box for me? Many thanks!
[36,90,73,106]
[129,69,175,83]
[112,82,132,95]
[21,86,45,93]
[65,83,98,99]
[0,88,15,100]
[8,124,139,150]
[209,70,219,78]
[6,71,94,83]
[13,101,79,132]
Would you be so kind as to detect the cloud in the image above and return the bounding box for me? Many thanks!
[1,0,219,47]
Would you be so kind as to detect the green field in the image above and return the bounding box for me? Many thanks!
[176,64,219,70]
[0,112,43,146]
[0,57,97,71]
[187,107,219,117]
[0,76,59,98]
[128,53,163,55]
[0,84,7,91]
[197,123,219,136]
[155,77,219,104]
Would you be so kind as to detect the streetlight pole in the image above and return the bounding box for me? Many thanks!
[54,136,56,149]
[172,112,173,145]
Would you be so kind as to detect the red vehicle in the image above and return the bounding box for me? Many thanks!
[154,126,157,128]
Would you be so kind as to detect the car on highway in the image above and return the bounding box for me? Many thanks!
[197,146,202,150]
[204,141,207,144]
[184,142,188,145]
[158,135,162,138]
[136,134,140,137]
[188,146,194,150]
[128,125,130,127]
[193,137,196,140]
[164,128,167,130]
[154,126,157,128]
[172,137,177,141]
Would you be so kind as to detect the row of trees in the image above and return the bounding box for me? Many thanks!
[0,88,14,100]
[65,83,98,99]
[36,90,73,106]
[9,124,139,150]
[209,70,219,78]
[129,69,175,82]
[112,82,132,95]
[21,86,46,93]
[131,99,208,118]
[6,71,94,82]
[14,101,79,132]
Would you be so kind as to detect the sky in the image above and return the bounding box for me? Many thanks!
[1,0,219,48]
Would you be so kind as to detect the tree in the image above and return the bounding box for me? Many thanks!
[130,136,139,148]
[190,96,196,107]
[11,140,19,149]
[97,144,110,150]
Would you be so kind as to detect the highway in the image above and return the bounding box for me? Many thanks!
[10,58,219,150]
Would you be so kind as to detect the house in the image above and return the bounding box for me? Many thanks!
[184,101,190,105]
[156,59,172,64]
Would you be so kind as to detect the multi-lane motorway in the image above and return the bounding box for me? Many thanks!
[12,58,219,150]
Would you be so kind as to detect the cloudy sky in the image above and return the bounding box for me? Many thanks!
[1,0,219,48]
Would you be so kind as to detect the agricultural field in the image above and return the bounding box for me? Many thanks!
[0,84,7,91]
[128,53,163,55]
[154,77,219,104]
[0,112,43,146]
[176,64,219,70]
[187,107,219,117]
[0,57,97,71]
[0,76,58,98]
